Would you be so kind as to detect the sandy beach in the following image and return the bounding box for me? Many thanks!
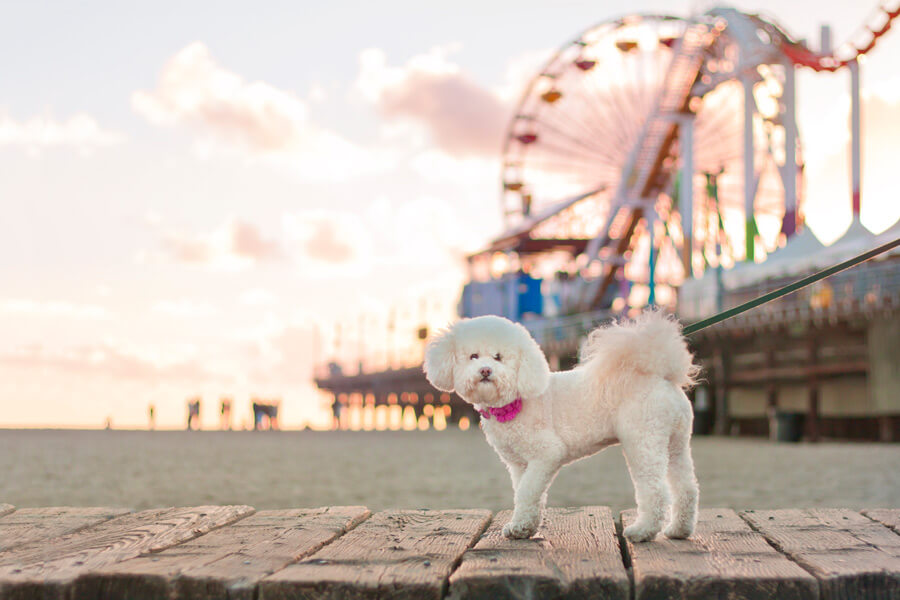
[1,429,897,513]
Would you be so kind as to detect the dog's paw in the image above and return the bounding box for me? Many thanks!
[502,519,538,539]
[623,522,660,543]
[663,521,693,539]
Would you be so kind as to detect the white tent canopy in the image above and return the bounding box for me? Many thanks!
[723,226,826,288]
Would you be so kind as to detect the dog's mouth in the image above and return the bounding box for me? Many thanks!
[479,376,492,383]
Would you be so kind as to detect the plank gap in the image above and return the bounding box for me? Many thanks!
[614,513,636,600]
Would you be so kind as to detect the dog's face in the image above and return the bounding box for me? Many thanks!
[423,316,551,407]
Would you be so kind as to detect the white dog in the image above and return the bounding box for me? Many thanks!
[423,310,700,542]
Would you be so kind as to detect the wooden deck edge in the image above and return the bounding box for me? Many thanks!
[173,506,373,599]
[2,506,898,600]
[259,509,494,600]
[440,510,493,599]
[738,508,900,600]
[448,508,630,600]
[860,508,900,535]
[73,506,373,600]
[736,508,816,575]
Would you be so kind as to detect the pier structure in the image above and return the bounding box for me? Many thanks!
[315,365,480,432]
[314,3,900,439]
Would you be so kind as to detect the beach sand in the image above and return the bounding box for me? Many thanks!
[1,429,897,513]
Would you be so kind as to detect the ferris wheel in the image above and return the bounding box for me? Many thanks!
[500,10,803,311]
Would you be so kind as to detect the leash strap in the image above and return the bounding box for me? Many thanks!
[682,236,900,336]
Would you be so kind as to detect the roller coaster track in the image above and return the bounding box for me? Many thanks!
[763,0,899,71]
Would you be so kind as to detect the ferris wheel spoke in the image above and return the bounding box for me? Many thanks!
[613,50,665,140]
[537,69,634,149]
[577,65,639,144]
[534,110,630,158]
[544,101,630,157]
[551,94,632,155]
[526,148,619,176]
[622,50,661,128]
[524,135,622,169]
[532,120,631,167]
[696,112,742,150]
[584,71,645,147]
[525,157,620,179]
[563,75,639,150]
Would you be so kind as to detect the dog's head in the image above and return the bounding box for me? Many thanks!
[423,316,551,407]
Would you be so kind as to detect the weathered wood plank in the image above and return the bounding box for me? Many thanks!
[741,508,900,600]
[0,508,12,520]
[74,506,369,600]
[259,509,491,600]
[447,506,629,600]
[0,508,132,552]
[863,509,900,536]
[624,508,818,600]
[0,505,254,600]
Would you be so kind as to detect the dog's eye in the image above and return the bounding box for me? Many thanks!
[493,353,502,362]
[470,353,479,360]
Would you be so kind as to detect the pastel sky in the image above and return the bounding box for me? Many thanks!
[2,0,898,429]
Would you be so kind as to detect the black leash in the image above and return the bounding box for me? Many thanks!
[682,236,900,336]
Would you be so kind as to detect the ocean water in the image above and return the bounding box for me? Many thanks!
[1,429,897,512]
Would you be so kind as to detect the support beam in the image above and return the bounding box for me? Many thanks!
[679,115,694,275]
[742,75,756,261]
[850,59,861,216]
[765,348,778,440]
[648,217,657,305]
[781,62,798,236]
[807,339,820,442]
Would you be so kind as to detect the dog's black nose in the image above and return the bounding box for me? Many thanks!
[480,367,492,378]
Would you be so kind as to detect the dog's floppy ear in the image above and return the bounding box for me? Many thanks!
[423,326,456,392]
[514,323,551,399]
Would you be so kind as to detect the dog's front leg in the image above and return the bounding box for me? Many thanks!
[506,462,525,493]
[502,459,559,539]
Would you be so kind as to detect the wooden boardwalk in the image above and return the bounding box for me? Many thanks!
[0,504,898,599]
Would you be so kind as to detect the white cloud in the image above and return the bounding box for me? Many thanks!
[133,42,306,152]
[134,42,391,181]
[356,46,510,158]
[0,299,113,320]
[239,288,279,306]
[0,341,220,383]
[229,310,324,384]
[0,113,123,154]
[408,148,498,185]
[149,217,284,271]
[282,210,371,275]
[308,84,328,103]
[152,299,220,318]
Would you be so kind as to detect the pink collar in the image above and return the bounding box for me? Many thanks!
[478,396,523,423]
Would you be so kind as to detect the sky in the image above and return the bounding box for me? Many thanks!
[1,0,899,429]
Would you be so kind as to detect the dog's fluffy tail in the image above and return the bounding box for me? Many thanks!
[579,309,699,389]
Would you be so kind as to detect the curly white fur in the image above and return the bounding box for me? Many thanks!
[424,309,700,542]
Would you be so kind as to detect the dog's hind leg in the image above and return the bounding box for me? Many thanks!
[620,430,671,543]
[663,423,699,539]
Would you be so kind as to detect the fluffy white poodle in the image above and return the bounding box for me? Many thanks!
[423,310,700,542]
